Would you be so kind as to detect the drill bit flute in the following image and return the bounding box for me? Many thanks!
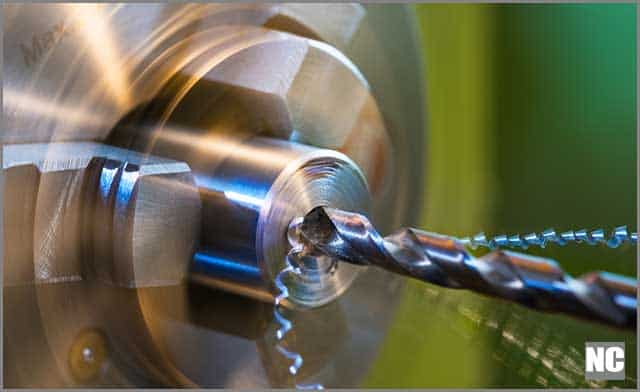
[292,207,637,330]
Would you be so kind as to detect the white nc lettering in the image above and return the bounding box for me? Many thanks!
[605,347,624,372]
[586,347,604,372]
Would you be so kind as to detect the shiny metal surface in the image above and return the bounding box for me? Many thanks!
[3,2,424,231]
[2,138,368,304]
[2,141,200,288]
[2,3,425,388]
[295,207,637,330]
[187,137,370,307]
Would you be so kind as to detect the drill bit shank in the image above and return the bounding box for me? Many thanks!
[295,207,637,330]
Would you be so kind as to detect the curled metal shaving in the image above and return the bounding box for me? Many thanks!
[273,245,324,390]
[460,226,638,250]
[296,206,637,330]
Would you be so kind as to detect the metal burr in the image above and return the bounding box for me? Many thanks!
[293,206,637,330]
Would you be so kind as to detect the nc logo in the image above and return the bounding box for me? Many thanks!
[585,342,625,380]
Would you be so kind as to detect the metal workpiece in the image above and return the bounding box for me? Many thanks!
[294,207,637,330]
[106,24,396,232]
[188,137,371,307]
[101,14,395,306]
[2,142,201,287]
[0,138,374,306]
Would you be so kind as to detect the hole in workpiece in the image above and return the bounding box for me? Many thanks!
[287,211,339,276]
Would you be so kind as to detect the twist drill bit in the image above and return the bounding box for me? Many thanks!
[294,207,637,330]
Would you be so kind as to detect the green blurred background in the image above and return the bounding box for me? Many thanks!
[364,3,637,388]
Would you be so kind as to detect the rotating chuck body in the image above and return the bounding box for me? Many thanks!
[2,3,424,387]
[3,10,394,307]
[2,142,201,288]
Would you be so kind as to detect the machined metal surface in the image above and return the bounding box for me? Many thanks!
[2,141,200,288]
[3,3,425,388]
[186,137,371,307]
[2,142,202,387]
[3,3,422,233]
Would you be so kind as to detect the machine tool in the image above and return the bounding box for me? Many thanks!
[2,3,636,389]
[3,3,424,387]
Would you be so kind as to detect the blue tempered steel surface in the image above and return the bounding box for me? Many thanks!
[192,250,263,285]
[190,169,273,284]
[117,163,140,207]
[99,160,121,199]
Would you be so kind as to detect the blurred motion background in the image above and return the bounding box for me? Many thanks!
[363,3,637,388]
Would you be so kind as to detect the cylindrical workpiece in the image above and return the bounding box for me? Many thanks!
[186,137,371,307]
